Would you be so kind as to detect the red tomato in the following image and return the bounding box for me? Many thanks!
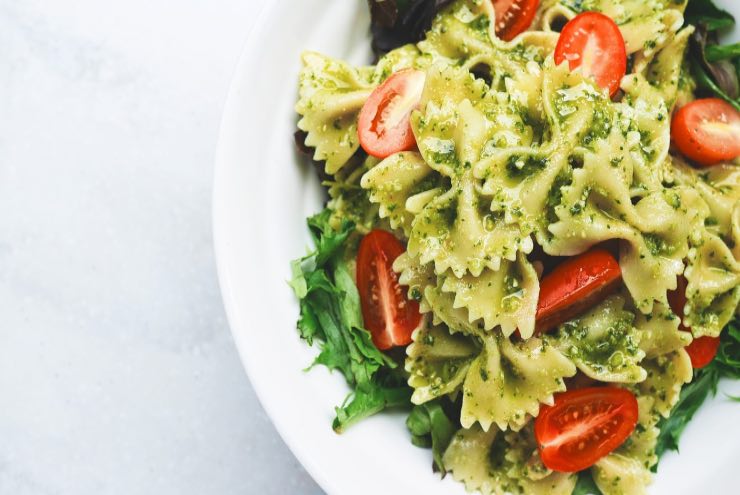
[554,12,627,97]
[356,230,422,350]
[684,336,721,369]
[667,276,720,369]
[493,0,540,41]
[357,69,426,159]
[671,98,740,167]
[535,249,622,334]
[535,387,639,472]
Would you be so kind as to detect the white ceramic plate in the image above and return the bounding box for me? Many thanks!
[213,2,740,493]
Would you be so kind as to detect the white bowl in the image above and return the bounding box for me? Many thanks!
[213,1,740,493]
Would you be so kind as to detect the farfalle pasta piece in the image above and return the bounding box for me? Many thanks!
[673,162,740,236]
[617,395,661,470]
[361,151,445,235]
[669,161,740,337]
[592,452,653,495]
[685,230,740,337]
[460,333,576,431]
[419,0,497,66]
[548,143,707,312]
[635,349,693,417]
[407,65,536,277]
[295,51,375,174]
[443,426,514,495]
[404,311,576,430]
[443,424,576,495]
[424,283,485,334]
[635,302,692,359]
[546,295,647,383]
[440,254,540,337]
[406,323,479,404]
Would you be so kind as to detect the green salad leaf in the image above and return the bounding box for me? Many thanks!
[573,470,603,495]
[685,0,735,31]
[706,42,740,62]
[685,0,740,110]
[290,209,413,432]
[406,400,457,474]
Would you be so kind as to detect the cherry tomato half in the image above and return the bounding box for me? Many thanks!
[535,249,622,334]
[671,98,740,167]
[493,0,540,41]
[356,230,422,350]
[667,276,720,369]
[357,69,426,159]
[554,12,627,97]
[535,387,639,472]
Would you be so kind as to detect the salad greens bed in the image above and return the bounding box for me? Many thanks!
[289,0,740,491]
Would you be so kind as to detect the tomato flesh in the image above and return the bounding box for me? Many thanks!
[667,276,720,368]
[356,230,422,350]
[358,69,426,159]
[554,12,627,97]
[671,98,740,167]
[535,249,622,334]
[535,387,638,472]
[493,0,540,41]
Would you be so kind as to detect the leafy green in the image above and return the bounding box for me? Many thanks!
[290,209,412,431]
[685,0,740,110]
[406,400,457,474]
[685,0,735,31]
[369,0,454,56]
[654,318,740,465]
[714,319,740,378]
[689,57,740,111]
[706,43,740,62]
[573,470,603,495]
[334,368,412,432]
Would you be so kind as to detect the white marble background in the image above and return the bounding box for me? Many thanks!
[0,0,322,493]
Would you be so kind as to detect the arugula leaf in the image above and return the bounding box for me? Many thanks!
[573,470,603,495]
[685,0,735,31]
[685,0,740,110]
[706,43,740,62]
[291,209,413,430]
[654,318,740,465]
[714,319,740,378]
[406,400,457,474]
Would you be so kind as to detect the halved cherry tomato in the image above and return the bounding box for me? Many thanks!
[535,387,638,472]
[356,230,422,350]
[357,69,426,159]
[554,12,627,97]
[671,98,740,167]
[684,335,721,369]
[535,249,622,334]
[667,276,720,368]
[493,0,540,41]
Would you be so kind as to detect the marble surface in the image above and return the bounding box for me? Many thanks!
[0,1,322,493]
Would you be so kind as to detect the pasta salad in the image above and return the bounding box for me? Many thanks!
[289,1,740,494]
